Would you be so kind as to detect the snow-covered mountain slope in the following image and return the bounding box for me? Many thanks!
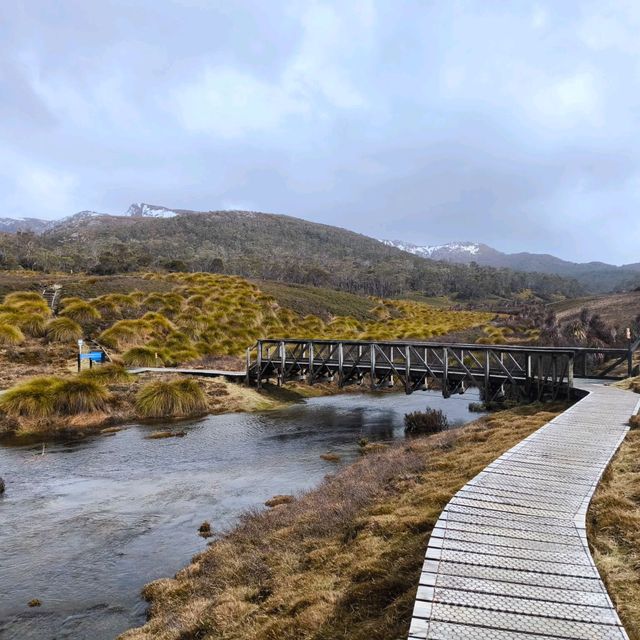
[126,203,179,218]
[382,240,493,262]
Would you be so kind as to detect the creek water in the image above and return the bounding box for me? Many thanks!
[0,389,481,640]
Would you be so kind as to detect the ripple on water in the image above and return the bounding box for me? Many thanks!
[0,389,482,639]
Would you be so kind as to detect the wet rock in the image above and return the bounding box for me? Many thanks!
[0,477,4,495]
[28,599,41,607]
[198,521,213,538]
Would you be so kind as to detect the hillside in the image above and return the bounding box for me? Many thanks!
[384,240,640,293]
[0,204,582,301]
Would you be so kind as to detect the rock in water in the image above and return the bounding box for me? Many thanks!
[0,477,4,494]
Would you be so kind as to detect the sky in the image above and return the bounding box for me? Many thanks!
[1,1,639,264]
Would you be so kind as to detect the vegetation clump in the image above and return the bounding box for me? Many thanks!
[46,317,83,342]
[78,364,132,383]
[135,379,207,418]
[404,407,449,435]
[0,376,109,418]
[0,323,25,346]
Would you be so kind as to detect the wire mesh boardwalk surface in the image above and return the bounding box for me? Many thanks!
[408,382,640,640]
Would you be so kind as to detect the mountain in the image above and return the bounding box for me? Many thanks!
[383,240,640,293]
[0,217,55,234]
[0,203,181,236]
[0,204,582,301]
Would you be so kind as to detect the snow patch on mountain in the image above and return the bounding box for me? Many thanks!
[126,203,178,218]
[383,240,481,258]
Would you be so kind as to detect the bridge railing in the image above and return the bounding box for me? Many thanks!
[248,339,587,401]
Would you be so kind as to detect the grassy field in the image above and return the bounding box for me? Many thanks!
[0,270,495,437]
[551,291,640,329]
[120,402,566,640]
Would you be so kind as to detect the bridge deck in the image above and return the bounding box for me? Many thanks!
[408,382,640,640]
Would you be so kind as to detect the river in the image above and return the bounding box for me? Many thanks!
[0,389,481,640]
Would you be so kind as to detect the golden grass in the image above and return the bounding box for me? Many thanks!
[46,317,83,342]
[0,322,25,346]
[589,420,640,640]
[135,379,207,418]
[0,375,109,418]
[120,402,565,640]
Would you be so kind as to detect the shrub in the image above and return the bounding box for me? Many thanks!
[0,323,25,346]
[54,378,110,414]
[16,313,48,337]
[4,291,44,305]
[404,407,449,435]
[123,346,161,367]
[0,376,110,418]
[468,402,486,413]
[98,319,152,349]
[46,317,83,342]
[0,377,59,418]
[630,415,640,430]
[60,301,102,325]
[78,364,132,383]
[135,379,207,418]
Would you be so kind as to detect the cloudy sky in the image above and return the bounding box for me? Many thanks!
[1,1,639,263]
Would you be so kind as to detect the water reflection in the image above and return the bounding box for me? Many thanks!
[0,389,480,639]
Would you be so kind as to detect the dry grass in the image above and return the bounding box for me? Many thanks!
[120,402,565,640]
[589,412,640,640]
[135,379,207,418]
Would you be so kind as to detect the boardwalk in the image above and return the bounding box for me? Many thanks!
[408,382,640,640]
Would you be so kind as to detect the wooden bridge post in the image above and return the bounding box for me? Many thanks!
[484,350,490,400]
[307,341,314,385]
[256,341,263,389]
[245,347,251,386]
[278,341,285,386]
[568,355,574,399]
[405,345,411,394]
[338,342,344,387]
[442,347,449,398]
[370,343,376,390]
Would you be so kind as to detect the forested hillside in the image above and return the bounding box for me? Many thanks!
[0,208,583,300]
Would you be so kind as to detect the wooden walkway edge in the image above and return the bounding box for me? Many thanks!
[408,382,640,640]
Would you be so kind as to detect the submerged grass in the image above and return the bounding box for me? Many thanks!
[120,402,565,640]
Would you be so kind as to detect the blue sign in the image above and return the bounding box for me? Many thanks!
[80,351,105,362]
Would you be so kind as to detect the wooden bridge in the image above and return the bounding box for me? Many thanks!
[247,339,639,401]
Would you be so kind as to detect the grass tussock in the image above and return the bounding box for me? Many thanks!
[0,323,25,346]
[135,379,207,418]
[46,317,83,342]
[404,407,449,435]
[0,376,109,418]
[78,364,132,383]
[589,421,640,639]
[119,402,565,640]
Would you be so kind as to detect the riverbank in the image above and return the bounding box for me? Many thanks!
[0,373,346,442]
[120,401,567,640]
[589,381,640,640]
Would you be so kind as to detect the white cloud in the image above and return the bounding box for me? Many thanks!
[578,1,640,53]
[172,1,373,137]
[530,71,601,124]
[3,160,77,218]
[174,67,307,138]
[531,4,548,30]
